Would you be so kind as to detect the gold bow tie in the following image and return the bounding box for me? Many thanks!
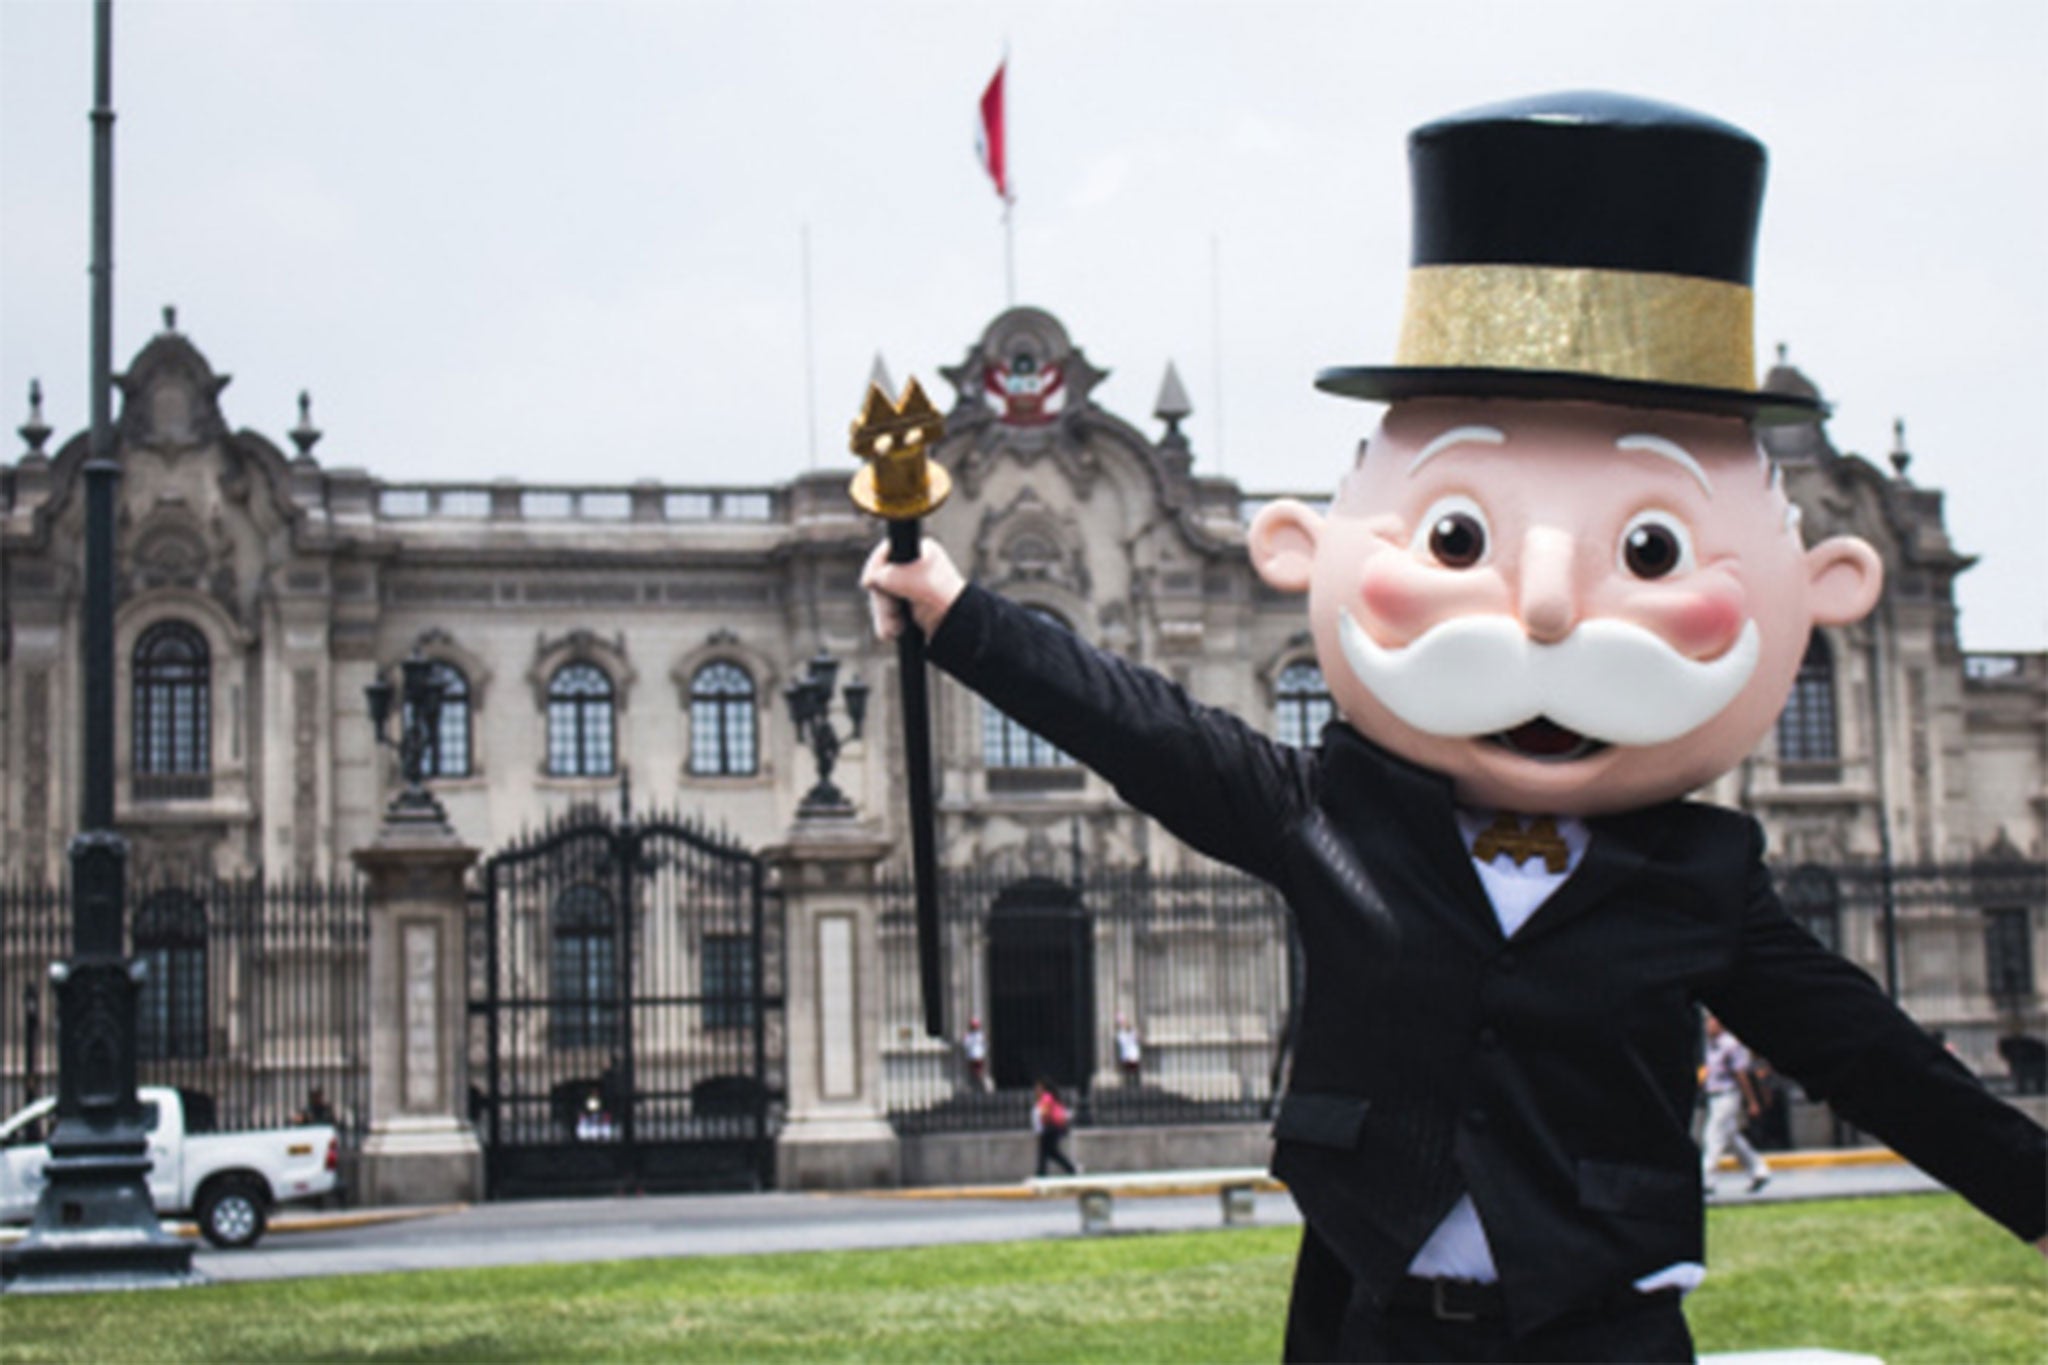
[1472,815,1569,874]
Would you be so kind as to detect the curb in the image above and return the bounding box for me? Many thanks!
[264,1202,468,1236]
[0,1202,464,1247]
[868,1148,1904,1201]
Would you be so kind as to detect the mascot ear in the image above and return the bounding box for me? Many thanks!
[1805,536,1884,625]
[1249,499,1323,594]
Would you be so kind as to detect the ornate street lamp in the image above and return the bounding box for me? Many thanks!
[784,651,868,815]
[2,0,199,1291]
[365,651,449,825]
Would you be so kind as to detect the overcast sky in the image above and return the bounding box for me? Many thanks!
[3,0,2043,649]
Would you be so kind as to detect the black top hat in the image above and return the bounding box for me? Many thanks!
[1317,91,1819,425]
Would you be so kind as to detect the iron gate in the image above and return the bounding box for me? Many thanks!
[467,808,784,1198]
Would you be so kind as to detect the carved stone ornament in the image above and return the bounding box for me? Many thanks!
[129,511,212,592]
[971,488,1091,600]
[940,308,1109,500]
[115,329,233,455]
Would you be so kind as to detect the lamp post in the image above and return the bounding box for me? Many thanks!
[784,652,868,815]
[365,652,449,826]
[1,0,198,1291]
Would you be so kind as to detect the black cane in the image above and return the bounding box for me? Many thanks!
[850,379,952,1039]
[888,519,946,1040]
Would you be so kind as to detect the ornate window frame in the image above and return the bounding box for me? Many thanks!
[1775,629,1842,784]
[115,588,252,814]
[671,633,778,786]
[528,630,634,782]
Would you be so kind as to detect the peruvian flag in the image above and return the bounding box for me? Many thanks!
[976,61,1011,202]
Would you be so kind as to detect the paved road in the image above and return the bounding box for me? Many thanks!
[184,1158,1942,1285]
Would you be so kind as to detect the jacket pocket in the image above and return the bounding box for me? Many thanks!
[1272,1092,1371,1150]
[1577,1159,1698,1223]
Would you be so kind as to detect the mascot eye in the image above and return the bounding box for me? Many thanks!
[1619,513,1694,580]
[1413,497,1490,569]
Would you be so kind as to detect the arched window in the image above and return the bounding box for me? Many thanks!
[981,610,1078,783]
[133,620,210,797]
[134,890,207,1060]
[547,662,615,777]
[550,883,618,1050]
[689,661,758,776]
[405,660,472,779]
[1275,660,1334,747]
[1776,633,1840,780]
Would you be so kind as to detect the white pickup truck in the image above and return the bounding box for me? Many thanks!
[0,1086,340,1248]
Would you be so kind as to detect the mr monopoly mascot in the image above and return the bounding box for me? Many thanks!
[866,92,2048,1362]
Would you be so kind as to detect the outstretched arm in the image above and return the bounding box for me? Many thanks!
[863,540,1314,884]
[1707,822,2048,1248]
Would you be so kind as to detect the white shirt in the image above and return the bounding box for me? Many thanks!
[1407,810,1704,1296]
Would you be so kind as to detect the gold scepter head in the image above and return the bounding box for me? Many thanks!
[849,377,950,521]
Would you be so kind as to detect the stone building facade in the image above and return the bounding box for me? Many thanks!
[3,306,2043,1093]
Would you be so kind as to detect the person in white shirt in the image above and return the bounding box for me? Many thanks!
[1700,1012,1771,1195]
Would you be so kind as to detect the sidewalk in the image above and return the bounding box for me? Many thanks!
[1,1144,1945,1280]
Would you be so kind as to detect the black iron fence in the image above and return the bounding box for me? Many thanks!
[881,855,2046,1134]
[879,863,1295,1133]
[0,875,370,1142]
[1779,857,2047,1091]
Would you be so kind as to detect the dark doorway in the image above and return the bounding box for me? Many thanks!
[987,877,1094,1092]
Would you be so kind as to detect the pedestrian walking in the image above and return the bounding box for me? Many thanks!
[1031,1078,1076,1176]
[1701,1013,1770,1195]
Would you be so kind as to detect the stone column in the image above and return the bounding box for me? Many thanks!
[350,816,483,1205]
[763,818,899,1189]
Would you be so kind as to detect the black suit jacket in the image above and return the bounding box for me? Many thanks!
[928,586,2047,1345]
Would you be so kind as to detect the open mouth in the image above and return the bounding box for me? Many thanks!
[1487,717,1609,764]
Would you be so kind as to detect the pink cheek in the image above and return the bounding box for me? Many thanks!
[1663,588,1747,658]
[1359,562,1434,638]
[1357,557,1503,641]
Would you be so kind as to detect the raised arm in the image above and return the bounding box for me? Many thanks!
[864,540,1315,883]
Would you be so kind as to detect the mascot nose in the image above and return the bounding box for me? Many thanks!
[1517,527,1579,644]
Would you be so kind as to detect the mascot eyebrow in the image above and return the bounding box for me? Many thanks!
[1615,433,1712,497]
[1408,424,1507,475]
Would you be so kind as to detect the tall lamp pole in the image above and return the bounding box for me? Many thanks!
[1,0,198,1291]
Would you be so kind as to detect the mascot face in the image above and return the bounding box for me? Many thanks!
[1250,398,1883,816]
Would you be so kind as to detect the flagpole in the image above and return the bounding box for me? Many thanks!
[801,222,818,469]
[1210,233,1225,473]
[1002,42,1013,305]
[1004,198,1015,308]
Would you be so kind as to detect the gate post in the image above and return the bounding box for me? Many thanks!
[350,816,483,1206]
[762,820,899,1188]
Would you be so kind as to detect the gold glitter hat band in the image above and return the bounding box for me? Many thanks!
[1316,260,1821,426]
[1394,264,1755,392]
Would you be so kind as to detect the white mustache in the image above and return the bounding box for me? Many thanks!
[1337,611,1761,747]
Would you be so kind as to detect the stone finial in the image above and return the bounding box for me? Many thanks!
[162,304,178,334]
[1154,360,1193,453]
[18,379,52,458]
[1775,341,1788,365]
[289,389,324,463]
[1889,417,1911,481]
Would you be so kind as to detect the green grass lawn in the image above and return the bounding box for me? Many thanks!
[1,1194,2041,1362]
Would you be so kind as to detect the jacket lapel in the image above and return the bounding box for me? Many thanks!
[1328,730,1503,952]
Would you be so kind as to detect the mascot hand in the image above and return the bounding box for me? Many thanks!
[862,538,966,641]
